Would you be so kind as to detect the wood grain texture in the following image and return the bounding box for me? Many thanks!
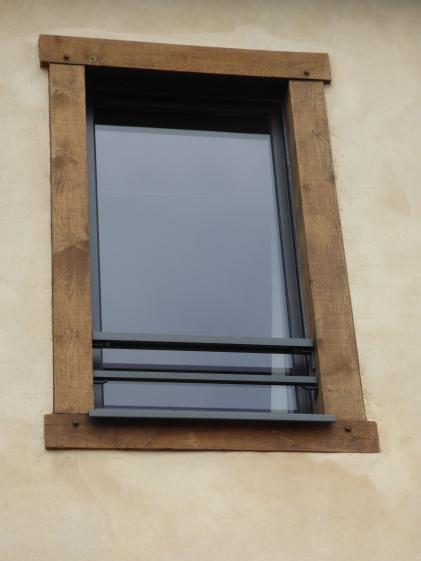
[49,64,93,413]
[39,34,331,83]
[44,414,379,452]
[285,80,365,420]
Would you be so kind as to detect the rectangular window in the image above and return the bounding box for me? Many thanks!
[41,35,379,451]
[87,69,331,421]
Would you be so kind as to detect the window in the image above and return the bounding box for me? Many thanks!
[41,34,379,451]
[87,69,325,421]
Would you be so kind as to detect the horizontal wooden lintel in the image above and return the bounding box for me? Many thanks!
[45,414,379,453]
[38,34,331,83]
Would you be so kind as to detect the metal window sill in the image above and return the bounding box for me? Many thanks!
[88,407,336,422]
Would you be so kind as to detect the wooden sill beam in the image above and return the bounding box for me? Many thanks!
[45,414,379,453]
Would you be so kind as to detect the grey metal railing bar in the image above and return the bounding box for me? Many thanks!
[93,332,313,355]
[94,369,318,386]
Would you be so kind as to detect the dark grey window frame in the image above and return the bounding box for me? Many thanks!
[86,68,335,423]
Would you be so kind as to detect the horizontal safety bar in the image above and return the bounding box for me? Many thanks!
[94,370,318,386]
[93,332,314,355]
[89,408,335,422]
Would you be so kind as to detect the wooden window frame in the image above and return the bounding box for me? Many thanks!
[40,34,379,452]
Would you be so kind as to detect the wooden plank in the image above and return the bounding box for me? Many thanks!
[49,64,93,413]
[39,34,331,83]
[285,80,365,420]
[44,414,379,453]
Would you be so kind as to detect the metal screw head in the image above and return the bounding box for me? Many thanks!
[72,420,79,427]
[88,55,97,63]
[345,425,352,433]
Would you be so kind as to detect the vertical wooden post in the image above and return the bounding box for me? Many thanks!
[286,80,366,420]
[49,64,93,412]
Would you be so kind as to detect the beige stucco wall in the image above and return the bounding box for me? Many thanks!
[1,1,421,559]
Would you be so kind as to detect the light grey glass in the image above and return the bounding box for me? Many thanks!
[101,349,297,374]
[103,381,297,413]
[93,120,299,420]
[95,125,290,338]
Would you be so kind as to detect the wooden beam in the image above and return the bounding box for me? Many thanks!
[45,414,379,453]
[285,80,366,420]
[39,34,331,83]
[49,64,93,413]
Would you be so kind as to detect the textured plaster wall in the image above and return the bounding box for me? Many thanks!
[1,1,421,560]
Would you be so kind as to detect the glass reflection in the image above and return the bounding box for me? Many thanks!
[94,123,300,411]
[95,125,290,340]
[102,381,298,413]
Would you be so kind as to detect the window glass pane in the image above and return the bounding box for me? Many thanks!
[95,125,290,341]
[101,349,298,374]
[102,381,298,413]
[93,121,307,414]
